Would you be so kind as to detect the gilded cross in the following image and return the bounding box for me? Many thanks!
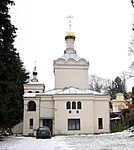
[66,15,74,30]
[34,61,36,71]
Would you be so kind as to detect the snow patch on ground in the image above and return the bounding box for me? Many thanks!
[0,130,134,150]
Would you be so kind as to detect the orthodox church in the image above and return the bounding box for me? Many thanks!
[23,18,110,136]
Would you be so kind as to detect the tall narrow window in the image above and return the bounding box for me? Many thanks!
[27,101,36,111]
[68,119,80,130]
[72,101,76,109]
[66,101,71,109]
[77,101,81,109]
[98,118,103,129]
[29,118,33,129]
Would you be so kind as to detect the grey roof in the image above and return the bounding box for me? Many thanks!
[24,87,107,97]
[24,93,36,97]
[26,81,44,85]
[43,87,105,95]
[62,54,80,61]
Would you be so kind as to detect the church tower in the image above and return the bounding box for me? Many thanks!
[31,62,38,82]
[24,63,45,93]
[53,16,89,89]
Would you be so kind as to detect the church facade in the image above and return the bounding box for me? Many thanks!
[23,22,110,136]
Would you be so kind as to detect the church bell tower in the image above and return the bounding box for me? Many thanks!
[53,16,89,89]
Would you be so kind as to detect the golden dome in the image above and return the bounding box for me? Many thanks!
[65,16,75,38]
[65,31,75,37]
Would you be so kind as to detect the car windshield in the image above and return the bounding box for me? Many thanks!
[39,128,49,131]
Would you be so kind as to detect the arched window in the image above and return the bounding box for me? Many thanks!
[35,91,39,93]
[28,101,36,111]
[66,101,71,109]
[77,101,81,109]
[72,101,76,109]
[28,91,32,93]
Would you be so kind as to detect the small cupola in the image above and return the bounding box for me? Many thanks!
[65,30,75,40]
[64,16,76,54]
[31,61,38,82]
[65,15,75,40]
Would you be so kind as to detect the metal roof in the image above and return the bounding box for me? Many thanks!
[24,87,107,97]
[43,87,105,95]
[62,53,80,61]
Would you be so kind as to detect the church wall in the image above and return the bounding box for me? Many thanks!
[22,22,110,136]
[40,97,54,119]
[54,95,96,135]
[23,94,110,135]
[79,100,94,134]
[93,97,110,133]
[54,67,88,89]
[23,98,40,136]
[82,99,95,133]
[24,84,45,93]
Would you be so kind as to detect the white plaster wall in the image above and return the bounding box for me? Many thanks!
[40,97,54,118]
[81,100,94,134]
[23,95,110,135]
[24,84,45,93]
[54,95,95,135]
[94,97,110,133]
[23,98,40,136]
[54,67,89,89]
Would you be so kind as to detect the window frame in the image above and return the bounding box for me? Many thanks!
[72,101,76,109]
[29,118,33,129]
[77,101,81,109]
[98,118,103,129]
[68,119,80,130]
[66,101,71,109]
[27,101,36,111]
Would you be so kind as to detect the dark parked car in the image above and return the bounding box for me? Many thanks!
[36,126,51,139]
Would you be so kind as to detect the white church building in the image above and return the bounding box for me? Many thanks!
[23,19,110,136]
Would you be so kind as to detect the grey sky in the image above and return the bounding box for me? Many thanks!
[10,0,133,91]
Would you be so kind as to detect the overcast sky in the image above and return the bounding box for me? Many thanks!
[10,0,133,91]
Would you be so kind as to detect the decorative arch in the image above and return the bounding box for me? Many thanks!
[77,101,82,109]
[54,58,65,65]
[72,101,76,109]
[27,101,36,111]
[66,101,71,109]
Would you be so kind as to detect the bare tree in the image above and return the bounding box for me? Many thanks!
[88,74,112,93]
